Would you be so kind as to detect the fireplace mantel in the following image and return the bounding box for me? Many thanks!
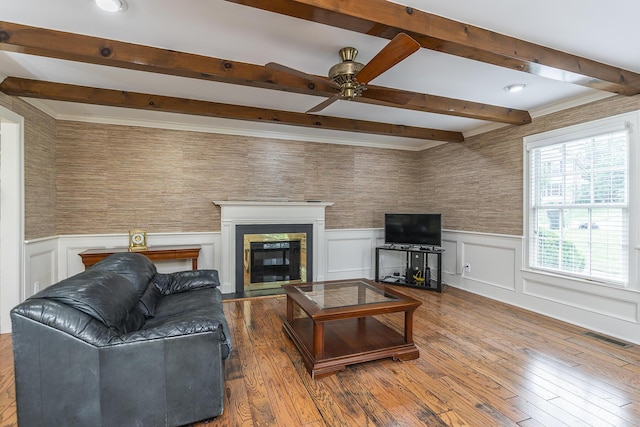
[214,200,333,208]
[213,200,333,293]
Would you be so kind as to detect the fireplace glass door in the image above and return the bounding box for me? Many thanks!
[243,232,307,291]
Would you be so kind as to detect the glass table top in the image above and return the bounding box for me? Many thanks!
[293,280,400,309]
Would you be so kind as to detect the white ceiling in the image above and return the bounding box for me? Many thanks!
[1,0,638,150]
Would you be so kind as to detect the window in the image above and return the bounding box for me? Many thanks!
[525,113,638,286]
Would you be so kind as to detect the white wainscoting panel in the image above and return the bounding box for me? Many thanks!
[325,229,379,281]
[441,238,458,275]
[441,232,522,293]
[59,234,127,280]
[24,237,58,300]
[523,277,638,323]
[461,241,517,291]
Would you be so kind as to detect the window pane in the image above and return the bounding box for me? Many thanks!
[529,128,629,284]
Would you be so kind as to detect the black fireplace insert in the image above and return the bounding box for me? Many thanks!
[235,224,313,292]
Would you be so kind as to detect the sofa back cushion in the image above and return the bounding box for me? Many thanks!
[34,269,141,331]
[90,252,157,297]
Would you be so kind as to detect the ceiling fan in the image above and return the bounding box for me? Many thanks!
[266,33,420,114]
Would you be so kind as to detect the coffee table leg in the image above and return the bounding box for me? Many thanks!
[286,296,294,322]
[313,321,324,360]
[404,309,415,343]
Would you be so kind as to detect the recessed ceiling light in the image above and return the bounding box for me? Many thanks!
[504,83,527,93]
[95,0,128,12]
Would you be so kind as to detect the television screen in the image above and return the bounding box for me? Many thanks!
[384,213,442,247]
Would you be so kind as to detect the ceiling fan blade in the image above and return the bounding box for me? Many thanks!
[355,33,420,85]
[363,87,413,105]
[266,62,340,89]
[306,93,342,113]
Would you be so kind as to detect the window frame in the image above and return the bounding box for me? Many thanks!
[523,111,639,289]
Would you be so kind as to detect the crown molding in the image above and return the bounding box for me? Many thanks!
[21,98,59,118]
[463,91,615,139]
[529,91,615,119]
[21,98,436,151]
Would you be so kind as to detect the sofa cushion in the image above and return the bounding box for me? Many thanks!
[148,287,232,358]
[34,269,139,330]
[90,252,157,297]
[155,270,220,295]
[138,282,161,318]
[152,289,210,319]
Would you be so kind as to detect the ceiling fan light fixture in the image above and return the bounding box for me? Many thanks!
[504,83,526,93]
[95,0,128,12]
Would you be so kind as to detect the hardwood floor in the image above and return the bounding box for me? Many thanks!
[2,285,640,426]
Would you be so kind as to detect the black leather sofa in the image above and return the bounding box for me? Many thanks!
[10,252,232,427]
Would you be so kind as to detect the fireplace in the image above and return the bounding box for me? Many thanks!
[213,200,333,294]
[235,224,313,292]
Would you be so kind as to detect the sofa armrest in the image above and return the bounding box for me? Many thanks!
[11,299,121,347]
[154,270,220,295]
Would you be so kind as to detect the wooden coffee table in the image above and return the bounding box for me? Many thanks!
[282,279,421,378]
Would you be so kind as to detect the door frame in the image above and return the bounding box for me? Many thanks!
[0,105,25,333]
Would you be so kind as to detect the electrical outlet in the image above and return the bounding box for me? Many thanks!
[33,281,40,293]
[464,263,471,273]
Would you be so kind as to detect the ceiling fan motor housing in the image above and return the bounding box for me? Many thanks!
[329,47,365,99]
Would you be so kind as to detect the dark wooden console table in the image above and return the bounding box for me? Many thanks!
[79,245,201,270]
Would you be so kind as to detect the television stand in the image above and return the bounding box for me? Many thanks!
[375,245,444,292]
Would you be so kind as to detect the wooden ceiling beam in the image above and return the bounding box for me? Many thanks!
[225,0,640,96]
[0,77,464,143]
[0,21,530,125]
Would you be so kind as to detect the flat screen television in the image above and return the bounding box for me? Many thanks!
[384,213,442,247]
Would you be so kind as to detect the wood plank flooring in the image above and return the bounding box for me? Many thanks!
[2,285,640,426]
